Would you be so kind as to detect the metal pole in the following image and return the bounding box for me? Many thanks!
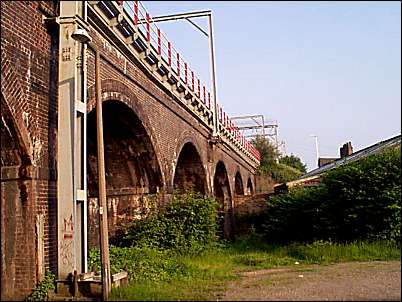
[311,135,319,167]
[82,1,88,274]
[208,13,218,136]
[261,116,265,136]
[94,47,111,301]
[275,124,279,155]
[138,10,212,24]
[138,10,218,137]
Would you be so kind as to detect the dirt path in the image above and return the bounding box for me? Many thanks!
[220,261,401,301]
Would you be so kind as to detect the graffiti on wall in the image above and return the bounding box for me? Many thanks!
[63,214,73,239]
[60,214,74,268]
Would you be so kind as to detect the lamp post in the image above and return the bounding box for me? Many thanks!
[71,27,111,301]
[310,135,320,168]
[140,10,219,136]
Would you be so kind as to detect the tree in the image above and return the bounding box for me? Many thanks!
[251,136,305,183]
[251,135,279,168]
[279,154,307,173]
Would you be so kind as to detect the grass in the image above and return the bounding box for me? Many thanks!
[108,239,400,301]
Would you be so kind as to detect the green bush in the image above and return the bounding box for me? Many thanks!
[252,135,306,183]
[270,163,304,183]
[262,186,330,243]
[279,154,307,173]
[261,146,401,243]
[88,193,220,284]
[121,192,220,252]
[25,271,56,301]
[321,146,401,242]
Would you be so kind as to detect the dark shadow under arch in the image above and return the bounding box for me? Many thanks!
[87,79,165,186]
[214,161,234,239]
[234,171,244,196]
[86,100,163,248]
[87,100,163,195]
[173,142,207,194]
[246,177,254,195]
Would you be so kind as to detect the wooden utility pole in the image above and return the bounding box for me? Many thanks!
[95,48,111,300]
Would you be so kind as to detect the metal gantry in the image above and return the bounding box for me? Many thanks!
[231,115,280,153]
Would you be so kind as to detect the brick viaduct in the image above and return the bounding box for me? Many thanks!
[1,1,268,299]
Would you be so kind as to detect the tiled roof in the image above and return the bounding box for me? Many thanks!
[300,134,401,180]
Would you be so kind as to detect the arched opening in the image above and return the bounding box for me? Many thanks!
[1,96,35,300]
[247,177,254,195]
[173,142,206,194]
[213,161,233,239]
[87,100,163,248]
[234,171,244,196]
[1,97,31,168]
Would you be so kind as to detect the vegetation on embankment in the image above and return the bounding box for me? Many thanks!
[87,144,401,301]
[258,146,401,243]
[89,239,399,301]
[252,135,307,183]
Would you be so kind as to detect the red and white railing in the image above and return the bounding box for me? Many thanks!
[115,1,260,163]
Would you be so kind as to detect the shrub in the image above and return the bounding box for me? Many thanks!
[279,154,307,173]
[121,192,220,252]
[88,193,220,285]
[25,271,56,301]
[321,146,401,242]
[261,146,401,243]
[252,135,306,183]
[270,163,304,183]
[262,186,329,243]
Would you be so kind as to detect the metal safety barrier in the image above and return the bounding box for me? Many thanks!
[99,1,260,163]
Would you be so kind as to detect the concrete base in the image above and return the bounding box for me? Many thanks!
[51,271,128,300]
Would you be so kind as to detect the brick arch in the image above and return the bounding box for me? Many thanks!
[172,134,208,194]
[1,92,35,300]
[87,79,166,187]
[213,160,234,238]
[213,160,232,197]
[172,132,207,176]
[173,132,206,165]
[1,57,33,164]
[246,176,254,195]
[234,170,244,196]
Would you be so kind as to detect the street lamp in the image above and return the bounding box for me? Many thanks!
[139,10,219,136]
[310,134,320,168]
[71,28,92,43]
[71,27,111,300]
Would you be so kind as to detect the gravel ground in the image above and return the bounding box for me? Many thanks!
[221,261,401,301]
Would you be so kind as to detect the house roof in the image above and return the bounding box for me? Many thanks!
[299,134,401,180]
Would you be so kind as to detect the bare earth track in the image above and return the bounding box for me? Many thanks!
[220,261,401,301]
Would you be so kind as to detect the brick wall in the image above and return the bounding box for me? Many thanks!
[1,1,58,300]
[85,26,257,193]
[84,24,259,244]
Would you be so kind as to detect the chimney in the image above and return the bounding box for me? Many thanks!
[340,142,353,158]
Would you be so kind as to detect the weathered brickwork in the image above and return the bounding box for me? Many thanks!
[1,1,268,299]
[1,1,58,300]
[84,24,258,246]
[85,27,257,186]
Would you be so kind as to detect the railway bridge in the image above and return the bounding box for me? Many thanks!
[1,1,263,299]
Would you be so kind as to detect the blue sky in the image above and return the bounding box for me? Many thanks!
[139,1,401,171]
